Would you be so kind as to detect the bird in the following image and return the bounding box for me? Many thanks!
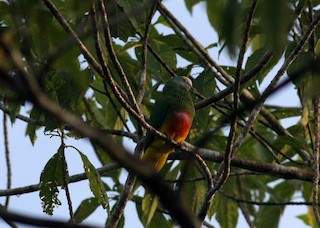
[143,76,195,172]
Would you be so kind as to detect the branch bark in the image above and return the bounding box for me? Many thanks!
[313,95,320,225]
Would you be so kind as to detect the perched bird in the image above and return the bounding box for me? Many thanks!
[143,76,195,172]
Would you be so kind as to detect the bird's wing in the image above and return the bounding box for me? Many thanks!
[144,96,172,150]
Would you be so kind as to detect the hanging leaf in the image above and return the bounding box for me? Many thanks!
[117,0,149,33]
[39,147,65,215]
[184,0,203,14]
[136,194,174,227]
[74,197,100,224]
[216,192,239,228]
[259,0,292,53]
[141,194,160,226]
[78,151,109,212]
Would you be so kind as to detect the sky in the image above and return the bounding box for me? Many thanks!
[0,0,309,227]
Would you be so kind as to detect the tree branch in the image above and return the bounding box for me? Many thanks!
[0,102,45,126]
[174,144,314,182]
[0,204,95,228]
[197,0,258,220]
[236,176,254,228]
[98,0,141,115]
[3,101,12,208]
[106,140,144,228]
[313,95,320,225]
[60,132,75,223]
[136,0,158,105]
[42,0,102,76]
[157,2,229,86]
[220,190,318,206]
[0,163,120,197]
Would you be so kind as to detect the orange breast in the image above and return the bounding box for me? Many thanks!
[160,111,193,143]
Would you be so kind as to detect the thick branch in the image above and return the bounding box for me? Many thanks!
[313,95,320,224]
[0,204,95,228]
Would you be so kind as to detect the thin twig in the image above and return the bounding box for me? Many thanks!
[231,7,320,155]
[197,0,258,220]
[88,86,131,132]
[98,0,141,115]
[91,4,141,133]
[106,174,137,228]
[220,190,319,206]
[313,95,320,224]
[136,0,158,105]
[0,102,45,126]
[0,204,17,228]
[194,51,273,110]
[141,35,177,77]
[157,3,229,86]
[3,102,12,208]
[100,129,138,142]
[42,0,129,106]
[180,143,314,184]
[236,176,255,228]
[42,0,102,75]
[106,140,144,228]
[192,152,213,190]
[308,0,316,51]
[0,163,120,197]
[59,132,74,223]
[103,84,131,132]
[0,204,96,228]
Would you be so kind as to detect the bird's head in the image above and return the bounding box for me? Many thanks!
[165,76,193,91]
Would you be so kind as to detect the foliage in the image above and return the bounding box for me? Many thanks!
[1,0,320,227]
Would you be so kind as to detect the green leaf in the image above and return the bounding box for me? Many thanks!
[254,204,282,228]
[244,48,278,85]
[39,148,64,215]
[135,33,179,79]
[78,151,109,212]
[267,105,302,120]
[117,0,149,33]
[136,195,174,228]
[259,0,291,53]
[155,34,198,64]
[6,101,22,124]
[104,0,139,40]
[141,194,159,226]
[273,134,309,154]
[190,70,216,142]
[26,107,42,144]
[206,0,245,54]
[184,0,203,14]
[91,143,121,181]
[297,213,314,227]
[287,49,320,104]
[74,197,100,224]
[216,192,239,228]
[178,160,207,214]
[255,181,298,228]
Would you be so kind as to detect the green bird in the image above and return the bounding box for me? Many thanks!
[143,76,195,172]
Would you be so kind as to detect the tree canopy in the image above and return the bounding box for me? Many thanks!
[1,0,320,227]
